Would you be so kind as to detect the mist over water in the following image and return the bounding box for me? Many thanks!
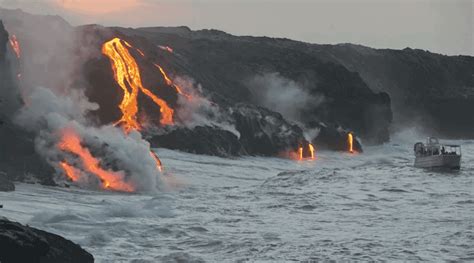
[1,130,472,261]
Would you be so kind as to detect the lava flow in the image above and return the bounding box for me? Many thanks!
[308,143,315,159]
[150,150,163,172]
[293,142,315,161]
[153,63,192,100]
[102,37,174,132]
[59,161,80,182]
[298,145,303,160]
[9,34,21,58]
[348,132,354,153]
[158,45,174,53]
[58,128,135,192]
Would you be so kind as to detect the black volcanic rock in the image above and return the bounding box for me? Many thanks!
[3,8,473,168]
[306,44,474,137]
[232,104,305,156]
[313,125,363,153]
[0,19,55,185]
[0,172,15,192]
[0,218,94,263]
[150,126,244,157]
[0,20,7,55]
[117,27,393,144]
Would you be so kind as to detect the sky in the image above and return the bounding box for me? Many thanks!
[0,0,472,56]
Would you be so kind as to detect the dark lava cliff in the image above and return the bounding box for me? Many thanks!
[1,8,473,172]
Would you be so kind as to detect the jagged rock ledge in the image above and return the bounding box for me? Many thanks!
[0,172,15,191]
[0,218,94,263]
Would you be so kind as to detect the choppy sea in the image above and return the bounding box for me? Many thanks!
[1,130,473,262]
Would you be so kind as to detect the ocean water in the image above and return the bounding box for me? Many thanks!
[1,133,473,262]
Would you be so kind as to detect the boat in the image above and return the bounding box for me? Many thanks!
[413,137,461,169]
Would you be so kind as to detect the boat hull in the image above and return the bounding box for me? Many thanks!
[414,155,461,169]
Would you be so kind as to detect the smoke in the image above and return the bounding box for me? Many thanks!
[174,75,240,137]
[0,9,169,192]
[246,72,324,141]
[0,8,98,99]
[15,87,162,192]
[246,72,324,124]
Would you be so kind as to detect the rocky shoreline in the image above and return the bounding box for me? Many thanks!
[0,218,94,262]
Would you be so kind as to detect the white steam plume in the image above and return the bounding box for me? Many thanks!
[246,72,324,123]
[173,75,240,137]
[15,87,162,192]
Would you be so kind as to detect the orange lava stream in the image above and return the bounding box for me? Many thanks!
[298,146,303,160]
[308,143,315,159]
[153,63,192,100]
[348,132,354,153]
[58,129,135,192]
[102,38,174,132]
[9,35,20,58]
[150,150,163,172]
[59,161,81,182]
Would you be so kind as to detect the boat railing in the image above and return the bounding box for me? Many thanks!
[414,142,461,157]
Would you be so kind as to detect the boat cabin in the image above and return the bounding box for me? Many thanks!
[414,137,461,157]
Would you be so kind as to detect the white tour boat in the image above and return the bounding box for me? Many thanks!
[414,137,461,170]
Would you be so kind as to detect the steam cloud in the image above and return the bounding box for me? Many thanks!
[246,72,324,123]
[246,72,324,140]
[2,12,164,192]
[15,87,162,192]
[174,75,240,137]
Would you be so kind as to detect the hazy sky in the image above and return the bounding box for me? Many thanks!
[0,0,472,55]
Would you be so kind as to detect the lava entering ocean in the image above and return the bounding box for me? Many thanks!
[102,37,174,132]
[58,128,135,192]
[348,132,354,153]
[59,161,81,182]
[102,37,168,172]
[292,142,316,161]
[308,143,315,159]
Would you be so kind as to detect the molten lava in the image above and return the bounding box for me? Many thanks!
[59,161,81,182]
[158,45,174,53]
[9,34,21,58]
[58,129,135,192]
[153,63,192,100]
[150,150,163,172]
[348,132,354,153]
[308,143,315,159]
[292,142,316,161]
[102,37,174,132]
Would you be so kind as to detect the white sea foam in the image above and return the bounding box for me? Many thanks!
[1,135,473,261]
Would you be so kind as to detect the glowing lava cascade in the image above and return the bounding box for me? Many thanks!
[153,63,192,100]
[59,161,80,182]
[308,143,315,159]
[58,128,135,192]
[102,38,166,172]
[348,132,354,153]
[102,37,174,132]
[293,143,316,161]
